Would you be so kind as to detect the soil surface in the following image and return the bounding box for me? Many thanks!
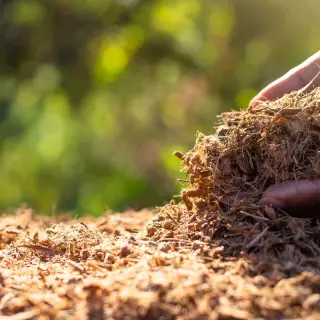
[0,208,319,320]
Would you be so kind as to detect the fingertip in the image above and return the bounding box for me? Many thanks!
[259,196,286,207]
[261,184,289,207]
[248,98,258,109]
[248,95,267,110]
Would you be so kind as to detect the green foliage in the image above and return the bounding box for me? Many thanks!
[0,0,318,214]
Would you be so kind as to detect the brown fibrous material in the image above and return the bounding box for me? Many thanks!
[1,89,320,319]
[148,88,320,261]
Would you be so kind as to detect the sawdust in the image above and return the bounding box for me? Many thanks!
[1,89,320,319]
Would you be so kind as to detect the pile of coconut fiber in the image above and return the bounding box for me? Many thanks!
[146,88,320,271]
[182,87,320,209]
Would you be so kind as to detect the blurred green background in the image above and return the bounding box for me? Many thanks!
[0,0,319,215]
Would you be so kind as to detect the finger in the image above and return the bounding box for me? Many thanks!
[250,51,320,108]
[261,179,320,208]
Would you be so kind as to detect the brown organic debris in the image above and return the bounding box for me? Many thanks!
[147,88,320,263]
[1,89,320,319]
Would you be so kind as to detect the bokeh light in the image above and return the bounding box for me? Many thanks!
[0,0,319,214]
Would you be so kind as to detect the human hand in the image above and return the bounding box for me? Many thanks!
[250,51,320,210]
[250,51,320,108]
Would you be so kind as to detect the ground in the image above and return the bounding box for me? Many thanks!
[0,208,319,320]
